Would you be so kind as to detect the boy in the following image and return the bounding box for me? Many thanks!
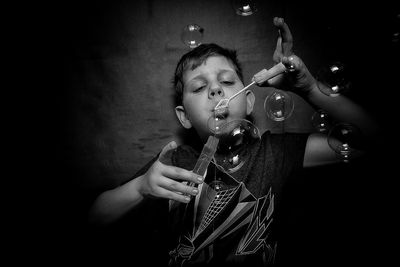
[88,17,378,266]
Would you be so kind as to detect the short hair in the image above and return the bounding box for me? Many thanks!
[172,43,244,106]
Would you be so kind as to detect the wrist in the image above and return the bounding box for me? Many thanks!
[127,175,146,202]
[301,80,320,98]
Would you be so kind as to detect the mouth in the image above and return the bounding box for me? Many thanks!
[213,106,229,119]
[208,108,229,135]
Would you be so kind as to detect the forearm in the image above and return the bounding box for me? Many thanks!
[304,81,379,140]
[88,175,145,226]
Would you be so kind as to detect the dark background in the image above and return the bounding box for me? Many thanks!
[12,0,398,265]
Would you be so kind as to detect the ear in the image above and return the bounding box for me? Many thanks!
[175,105,192,129]
[245,90,255,115]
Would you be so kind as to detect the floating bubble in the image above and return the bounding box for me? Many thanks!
[316,61,351,97]
[211,119,261,173]
[232,0,257,16]
[181,24,204,48]
[311,109,333,133]
[264,90,294,121]
[327,123,363,162]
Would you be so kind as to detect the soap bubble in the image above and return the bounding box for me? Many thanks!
[316,61,351,97]
[232,0,257,16]
[264,90,294,121]
[311,109,333,133]
[327,123,363,162]
[208,117,260,173]
[181,24,204,48]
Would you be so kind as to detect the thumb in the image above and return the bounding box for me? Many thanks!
[158,141,177,164]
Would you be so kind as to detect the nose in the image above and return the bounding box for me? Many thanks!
[208,85,224,99]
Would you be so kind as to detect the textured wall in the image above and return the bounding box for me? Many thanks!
[58,0,395,191]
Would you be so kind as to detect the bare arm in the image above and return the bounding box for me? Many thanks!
[88,175,146,226]
[254,17,380,167]
[283,56,379,167]
[306,81,379,139]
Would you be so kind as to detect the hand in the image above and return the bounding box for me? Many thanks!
[258,17,293,87]
[254,17,318,95]
[272,17,293,63]
[137,141,203,203]
[280,55,318,95]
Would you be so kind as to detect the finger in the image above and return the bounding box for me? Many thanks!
[160,178,199,197]
[158,141,177,164]
[272,32,283,63]
[163,166,204,185]
[273,17,293,57]
[157,186,192,203]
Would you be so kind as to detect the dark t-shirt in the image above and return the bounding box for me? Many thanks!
[99,131,309,266]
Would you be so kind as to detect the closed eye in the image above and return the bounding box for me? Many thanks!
[221,81,234,85]
[193,86,205,92]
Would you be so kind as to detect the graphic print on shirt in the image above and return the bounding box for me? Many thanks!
[236,188,276,263]
[168,164,276,266]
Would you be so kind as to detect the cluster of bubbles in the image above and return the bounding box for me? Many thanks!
[260,60,360,162]
[180,3,362,182]
[261,61,352,121]
[312,61,364,162]
[203,60,359,200]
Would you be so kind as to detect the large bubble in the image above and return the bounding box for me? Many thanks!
[207,117,261,173]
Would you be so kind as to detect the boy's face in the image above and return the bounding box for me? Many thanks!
[175,56,255,141]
